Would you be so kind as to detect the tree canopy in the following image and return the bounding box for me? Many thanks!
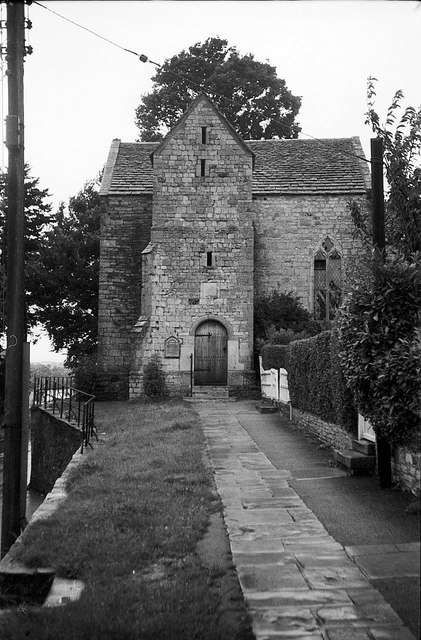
[30,178,101,365]
[135,37,301,142]
[0,164,53,332]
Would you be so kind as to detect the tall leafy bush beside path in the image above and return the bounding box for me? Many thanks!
[338,256,421,447]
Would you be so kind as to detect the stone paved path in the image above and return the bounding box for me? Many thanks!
[194,400,417,640]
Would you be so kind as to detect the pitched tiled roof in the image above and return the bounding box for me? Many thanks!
[248,138,370,194]
[100,140,156,196]
[100,137,370,197]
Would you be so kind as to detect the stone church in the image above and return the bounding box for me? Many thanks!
[97,93,370,398]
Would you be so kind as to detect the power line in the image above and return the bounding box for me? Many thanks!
[33,0,141,58]
[33,0,371,166]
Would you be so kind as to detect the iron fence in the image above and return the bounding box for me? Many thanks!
[32,377,97,452]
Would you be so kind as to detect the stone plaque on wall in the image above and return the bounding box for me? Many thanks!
[164,337,181,358]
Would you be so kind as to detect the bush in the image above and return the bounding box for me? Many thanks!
[143,354,167,398]
[261,344,289,371]
[338,255,421,447]
[254,288,324,348]
[69,352,97,394]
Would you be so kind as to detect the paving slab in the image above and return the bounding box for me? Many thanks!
[325,629,371,640]
[238,563,309,592]
[351,551,420,579]
[194,399,418,640]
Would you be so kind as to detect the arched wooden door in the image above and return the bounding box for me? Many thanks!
[194,321,228,386]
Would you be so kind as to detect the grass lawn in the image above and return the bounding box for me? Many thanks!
[0,399,253,640]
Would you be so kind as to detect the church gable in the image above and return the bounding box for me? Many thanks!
[151,92,254,167]
[150,93,254,223]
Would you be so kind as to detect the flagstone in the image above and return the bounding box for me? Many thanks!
[324,629,371,640]
[224,508,295,525]
[232,551,292,565]
[238,563,308,592]
[241,497,296,509]
[227,523,304,540]
[303,566,369,590]
[292,551,356,568]
[230,539,286,554]
[368,627,416,640]
[246,589,353,608]
[283,538,344,550]
[288,508,320,522]
[251,607,319,634]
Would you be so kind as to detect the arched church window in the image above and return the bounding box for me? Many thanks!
[164,336,181,359]
[314,239,342,321]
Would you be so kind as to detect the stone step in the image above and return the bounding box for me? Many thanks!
[334,449,376,474]
[352,439,376,456]
[191,386,229,399]
[255,404,277,414]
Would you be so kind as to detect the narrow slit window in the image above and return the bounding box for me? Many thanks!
[200,159,206,177]
[201,127,207,144]
[206,251,213,267]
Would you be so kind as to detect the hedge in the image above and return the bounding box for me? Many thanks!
[261,344,289,371]
[261,330,357,435]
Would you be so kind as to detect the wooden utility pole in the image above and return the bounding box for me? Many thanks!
[1,0,26,557]
[370,137,392,489]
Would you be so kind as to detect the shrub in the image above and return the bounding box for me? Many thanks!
[143,354,167,398]
[261,344,289,371]
[70,352,97,394]
[254,288,324,348]
[338,255,421,447]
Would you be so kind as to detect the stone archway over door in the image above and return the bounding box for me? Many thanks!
[194,321,228,386]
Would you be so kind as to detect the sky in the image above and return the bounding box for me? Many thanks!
[1,0,420,362]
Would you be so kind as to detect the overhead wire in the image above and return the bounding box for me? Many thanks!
[33,0,371,166]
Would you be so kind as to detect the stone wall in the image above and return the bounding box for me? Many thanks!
[276,401,355,450]
[97,194,152,398]
[392,442,421,493]
[30,407,82,494]
[253,193,369,311]
[277,401,421,492]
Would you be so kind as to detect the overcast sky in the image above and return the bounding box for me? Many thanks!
[3,0,419,362]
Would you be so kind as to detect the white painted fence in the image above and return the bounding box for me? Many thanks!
[259,357,374,442]
[358,414,376,442]
[259,356,290,403]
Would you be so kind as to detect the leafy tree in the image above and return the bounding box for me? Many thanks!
[135,37,301,142]
[30,178,101,367]
[365,77,421,257]
[254,289,323,348]
[339,81,421,453]
[0,164,53,331]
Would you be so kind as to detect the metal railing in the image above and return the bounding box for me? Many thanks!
[32,377,97,453]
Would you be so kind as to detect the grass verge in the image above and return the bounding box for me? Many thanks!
[0,399,253,639]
